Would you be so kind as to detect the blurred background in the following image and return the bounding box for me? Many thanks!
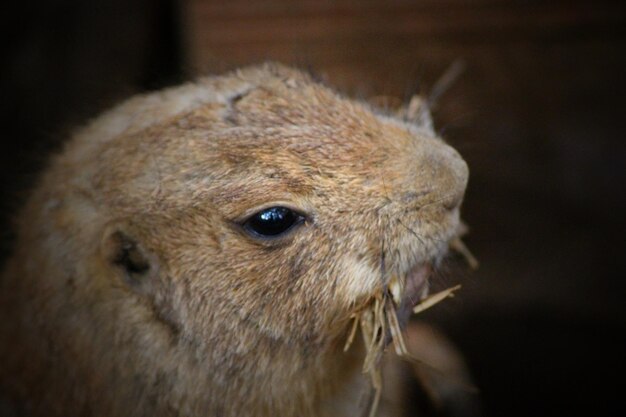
[1,0,625,416]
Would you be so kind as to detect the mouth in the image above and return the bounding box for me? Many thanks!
[388,263,432,329]
[385,234,477,331]
[345,236,475,417]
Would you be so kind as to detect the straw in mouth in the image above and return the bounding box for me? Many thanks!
[343,237,475,417]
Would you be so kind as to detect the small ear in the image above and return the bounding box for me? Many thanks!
[101,227,159,289]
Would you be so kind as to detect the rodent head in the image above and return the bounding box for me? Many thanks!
[18,63,468,413]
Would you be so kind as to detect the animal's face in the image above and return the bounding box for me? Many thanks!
[57,65,465,364]
[2,64,469,415]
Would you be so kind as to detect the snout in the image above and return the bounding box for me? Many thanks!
[437,144,469,212]
[401,138,469,213]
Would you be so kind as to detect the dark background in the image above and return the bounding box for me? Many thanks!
[1,1,625,416]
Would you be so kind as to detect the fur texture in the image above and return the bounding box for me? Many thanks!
[0,63,468,416]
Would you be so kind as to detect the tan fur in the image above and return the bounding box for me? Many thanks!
[0,63,468,416]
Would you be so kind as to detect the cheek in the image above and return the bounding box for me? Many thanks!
[172,245,317,333]
[333,255,380,307]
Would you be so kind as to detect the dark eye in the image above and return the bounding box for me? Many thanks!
[243,206,304,238]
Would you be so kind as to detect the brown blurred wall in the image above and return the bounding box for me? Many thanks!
[1,1,625,416]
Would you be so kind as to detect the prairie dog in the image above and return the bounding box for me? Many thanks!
[0,63,469,416]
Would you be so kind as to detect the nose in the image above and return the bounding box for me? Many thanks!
[410,140,469,212]
[440,146,469,211]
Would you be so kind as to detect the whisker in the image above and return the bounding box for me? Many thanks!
[397,219,426,247]
[397,218,450,248]
[428,60,466,110]
[379,238,387,288]
[414,191,462,211]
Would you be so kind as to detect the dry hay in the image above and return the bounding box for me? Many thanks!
[344,237,476,417]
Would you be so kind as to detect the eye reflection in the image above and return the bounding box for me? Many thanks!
[243,206,304,238]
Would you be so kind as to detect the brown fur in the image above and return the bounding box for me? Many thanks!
[0,63,468,416]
